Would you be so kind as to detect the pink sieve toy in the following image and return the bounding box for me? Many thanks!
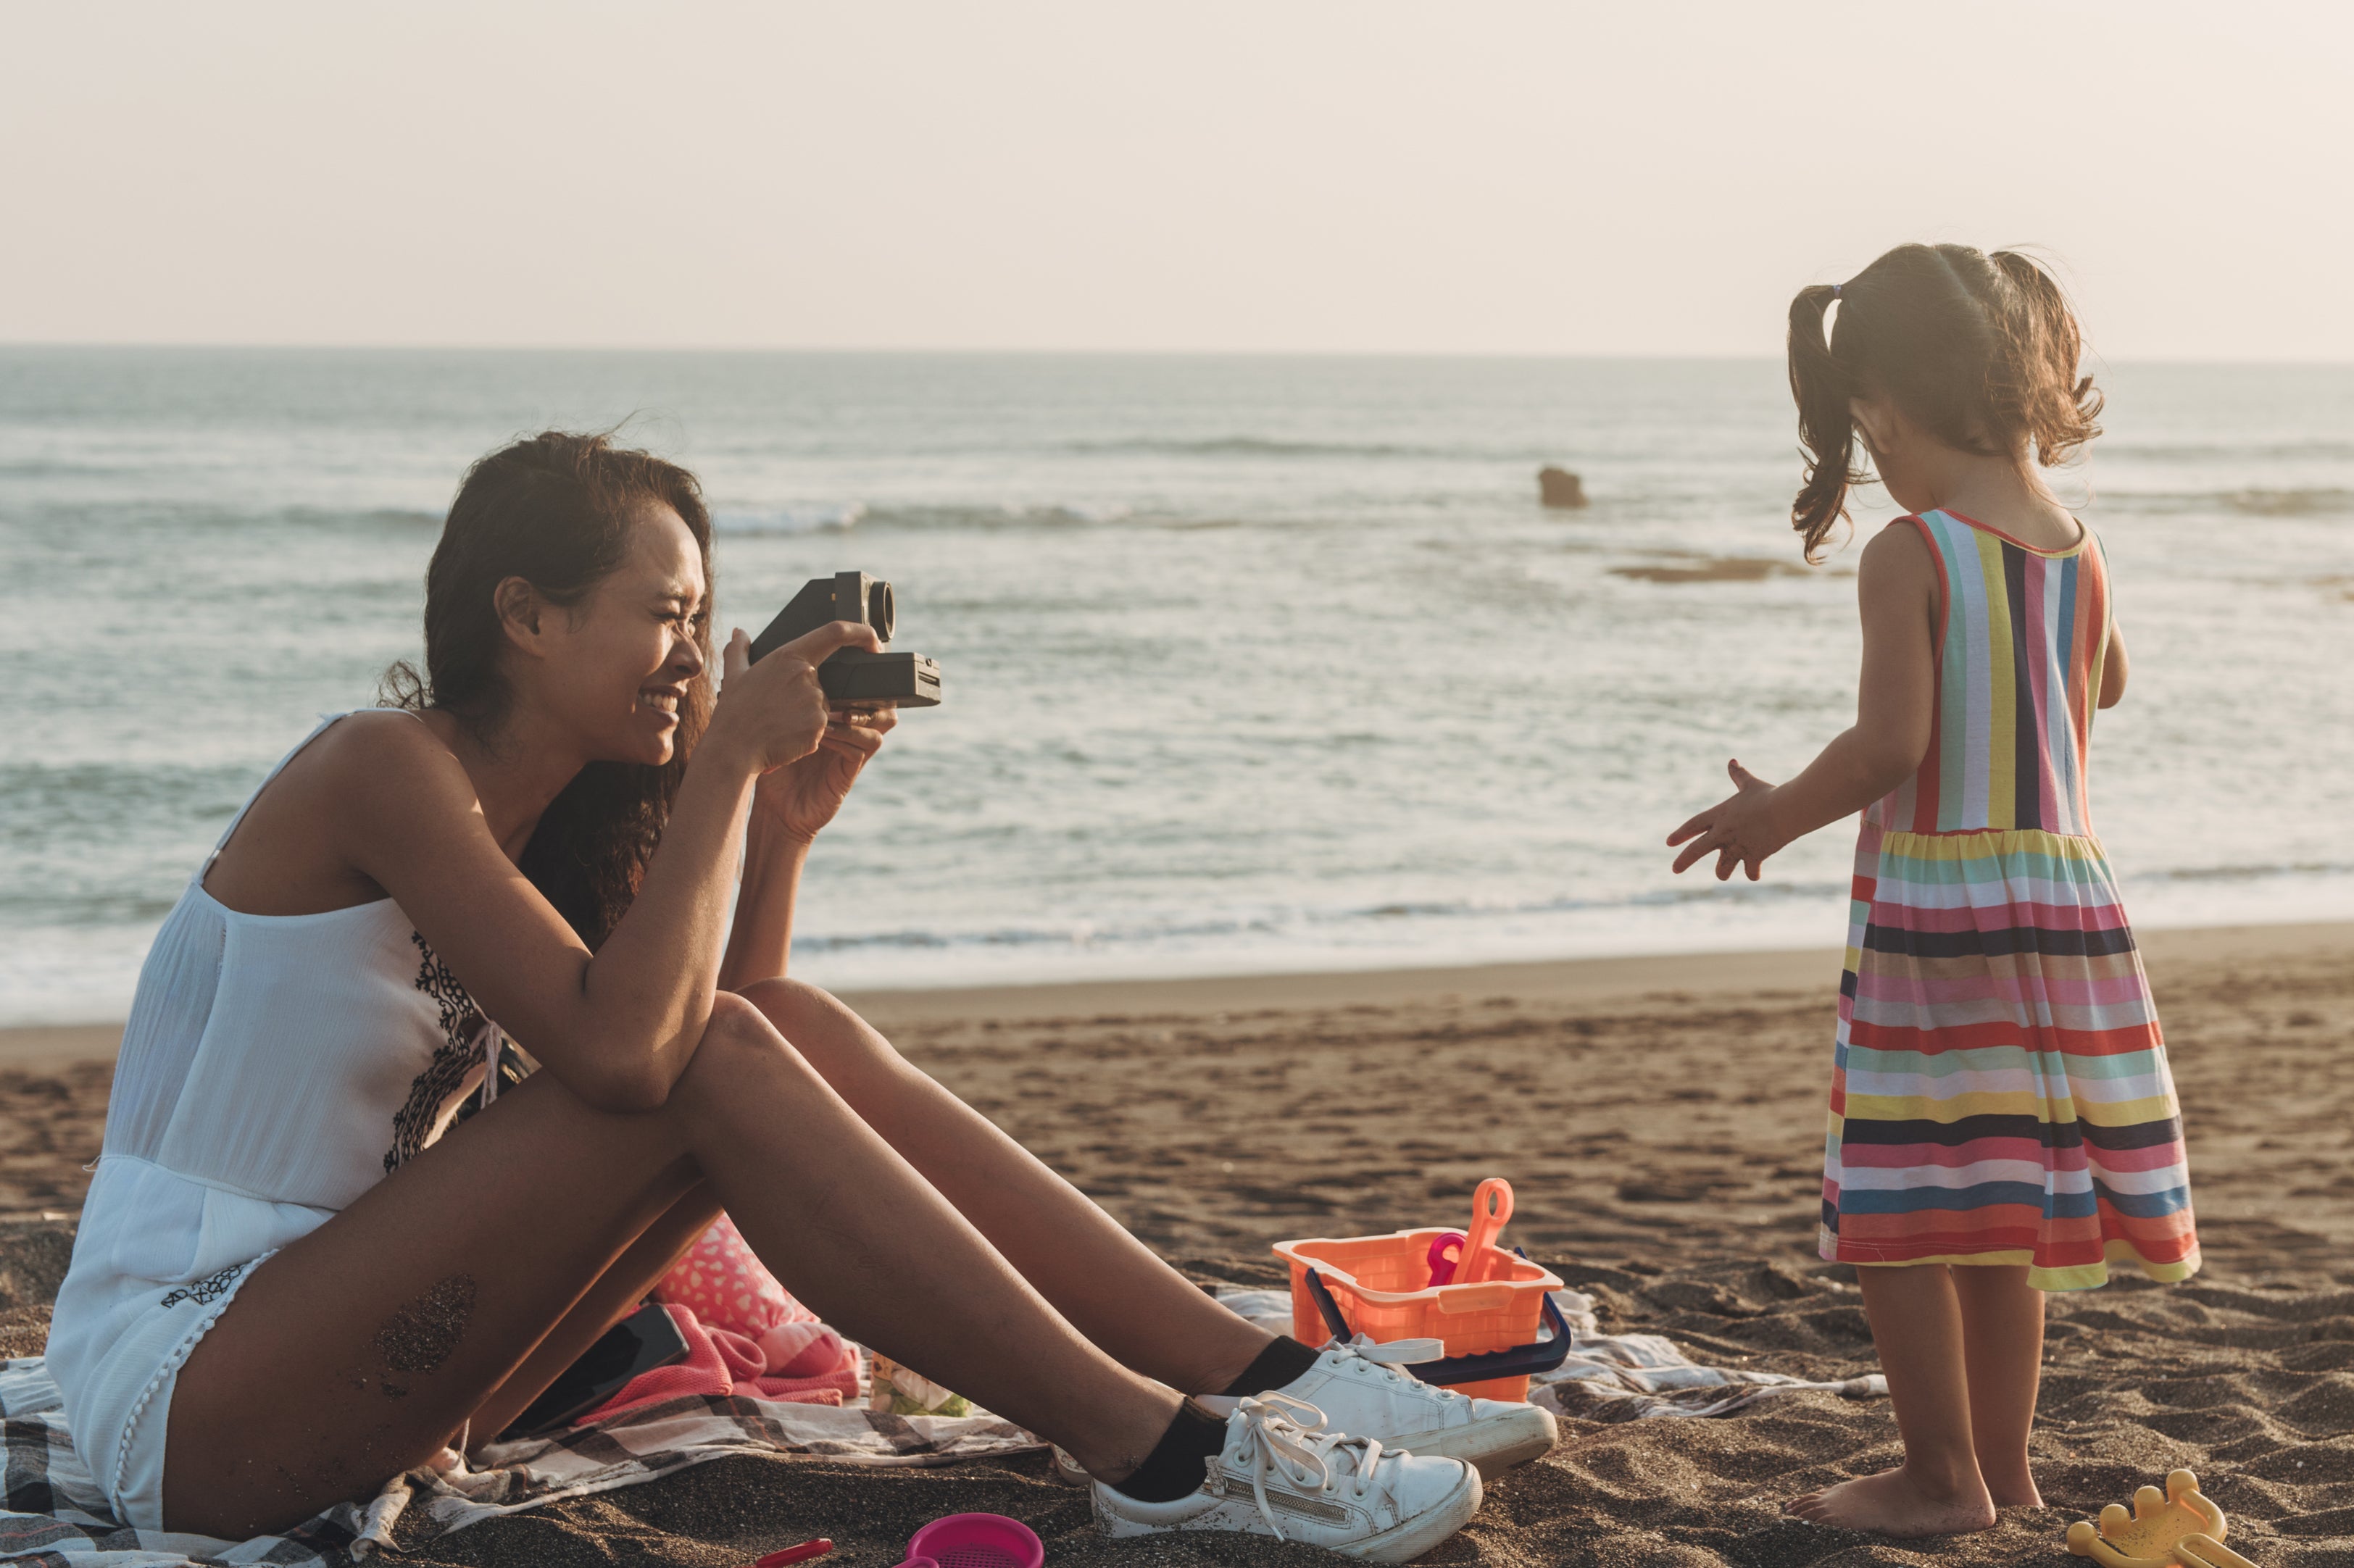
[1425,1180,1512,1287]
[894,1513,1043,1568]
[1424,1230,1468,1286]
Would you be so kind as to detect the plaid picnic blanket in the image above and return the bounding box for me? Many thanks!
[0,1287,1881,1566]
[0,1355,1038,1567]
[1215,1289,1887,1421]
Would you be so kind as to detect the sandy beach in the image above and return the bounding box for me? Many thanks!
[4,922,2350,1567]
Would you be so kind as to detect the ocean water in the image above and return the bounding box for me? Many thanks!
[3,349,2350,1024]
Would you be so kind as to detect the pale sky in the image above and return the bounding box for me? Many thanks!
[4,1,2348,359]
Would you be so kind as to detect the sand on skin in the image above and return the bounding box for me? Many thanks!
[1,922,2349,1567]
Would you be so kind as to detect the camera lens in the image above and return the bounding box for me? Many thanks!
[869,580,895,641]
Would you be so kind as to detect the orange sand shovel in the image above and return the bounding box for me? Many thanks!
[1455,1179,1513,1285]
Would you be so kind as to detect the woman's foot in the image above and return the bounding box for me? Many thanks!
[1200,1337,1559,1477]
[1091,1396,1481,1563]
[1785,1465,1998,1538]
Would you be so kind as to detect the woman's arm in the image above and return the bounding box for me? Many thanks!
[718,814,811,991]
[718,704,896,990]
[1668,522,1940,880]
[337,622,876,1112]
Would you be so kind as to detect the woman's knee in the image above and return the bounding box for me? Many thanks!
[733,978,906,1085]
[672,992,819,1096]
[696,991,798,1059]
[733,976,838,1033]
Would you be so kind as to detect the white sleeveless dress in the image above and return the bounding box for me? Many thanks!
[47,712,507,1531]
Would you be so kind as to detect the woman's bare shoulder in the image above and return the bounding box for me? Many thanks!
[301,710,480,817]
[205,712,473,913]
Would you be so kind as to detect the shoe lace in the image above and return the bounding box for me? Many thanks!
[1335,1333,1461,1397]
[1230,1393,1392,1542]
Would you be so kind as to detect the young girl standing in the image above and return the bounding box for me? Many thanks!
[1667,243,2198,1537]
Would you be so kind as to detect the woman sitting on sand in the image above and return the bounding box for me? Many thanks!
[1670,244,2199,1537]
[46,432,1552,1560]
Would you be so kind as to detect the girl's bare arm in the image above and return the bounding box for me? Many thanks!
[2098,622,2129,709]
[1668,522,1940,880]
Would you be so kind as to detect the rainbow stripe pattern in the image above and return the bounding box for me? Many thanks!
[1820,509,2198,1290]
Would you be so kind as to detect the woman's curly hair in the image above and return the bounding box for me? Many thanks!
[383,430,715,948]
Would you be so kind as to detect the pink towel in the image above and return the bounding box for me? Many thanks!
[654,1214,815,1342]
[584,1214,860,1421]
[585,1302,857,1421]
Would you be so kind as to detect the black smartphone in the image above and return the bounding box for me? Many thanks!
[496,1301,691,1442]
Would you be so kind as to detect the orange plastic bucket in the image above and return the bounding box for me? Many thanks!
[1273,1212,1564,1402]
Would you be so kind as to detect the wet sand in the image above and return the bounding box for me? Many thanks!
[4,922,2350,1566]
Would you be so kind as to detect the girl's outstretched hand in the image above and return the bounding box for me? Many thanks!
[1668,760,1787,881]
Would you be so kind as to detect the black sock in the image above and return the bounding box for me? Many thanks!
[1219,1335,1322,1398]
[1110,1399,1229,1502]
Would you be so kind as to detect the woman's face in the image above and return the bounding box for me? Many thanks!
[535,506,710,767]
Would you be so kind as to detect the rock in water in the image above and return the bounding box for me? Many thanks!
[1538,467,1587,508]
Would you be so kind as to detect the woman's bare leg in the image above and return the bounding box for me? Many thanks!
[1950,1264,2044,1508]
[462,1182,722,1447]
[163,996,1179,1538]
[739,978,1276,1394]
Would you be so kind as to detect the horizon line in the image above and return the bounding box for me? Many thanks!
[4,341,2350,370]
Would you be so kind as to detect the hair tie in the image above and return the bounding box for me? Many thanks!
[1831,283,1843,300]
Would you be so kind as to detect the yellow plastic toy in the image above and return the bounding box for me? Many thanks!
[2066,1470,2256,1568]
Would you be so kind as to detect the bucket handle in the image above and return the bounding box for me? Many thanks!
[1302,1251,1575,1388]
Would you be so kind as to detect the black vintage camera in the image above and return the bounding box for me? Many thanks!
[747,571,943,708]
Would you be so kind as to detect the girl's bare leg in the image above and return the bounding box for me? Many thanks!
[162,996,1180,1538]
[1950,1264,2045,1508]
[739,978,1276,1394]
[1785,1264,1997,1538]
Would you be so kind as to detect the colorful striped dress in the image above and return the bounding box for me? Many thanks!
[1820,508,2198,1291]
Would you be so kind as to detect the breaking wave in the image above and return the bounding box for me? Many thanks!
[2100,487,2354,518]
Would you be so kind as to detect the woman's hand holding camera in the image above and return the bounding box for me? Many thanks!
[712,620,878,770]
[752,698,897,845]
[712,622,894,843]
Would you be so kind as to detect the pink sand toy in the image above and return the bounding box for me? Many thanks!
[891,1512,1044,1568]
[1424,1230,1467,1286]
[1415,1177,1515,1288]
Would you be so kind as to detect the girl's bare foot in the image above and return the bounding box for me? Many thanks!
[1981,1469,2043,1509]
[1785,1466,1998,1538]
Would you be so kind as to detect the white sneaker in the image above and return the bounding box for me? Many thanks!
[1091,1394,1481,1563]
[1203,1337,1558,1477]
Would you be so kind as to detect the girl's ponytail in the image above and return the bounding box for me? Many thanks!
[1787,283,1860,563]
[1989,250,2103,464]
[1781,243,2104,563]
